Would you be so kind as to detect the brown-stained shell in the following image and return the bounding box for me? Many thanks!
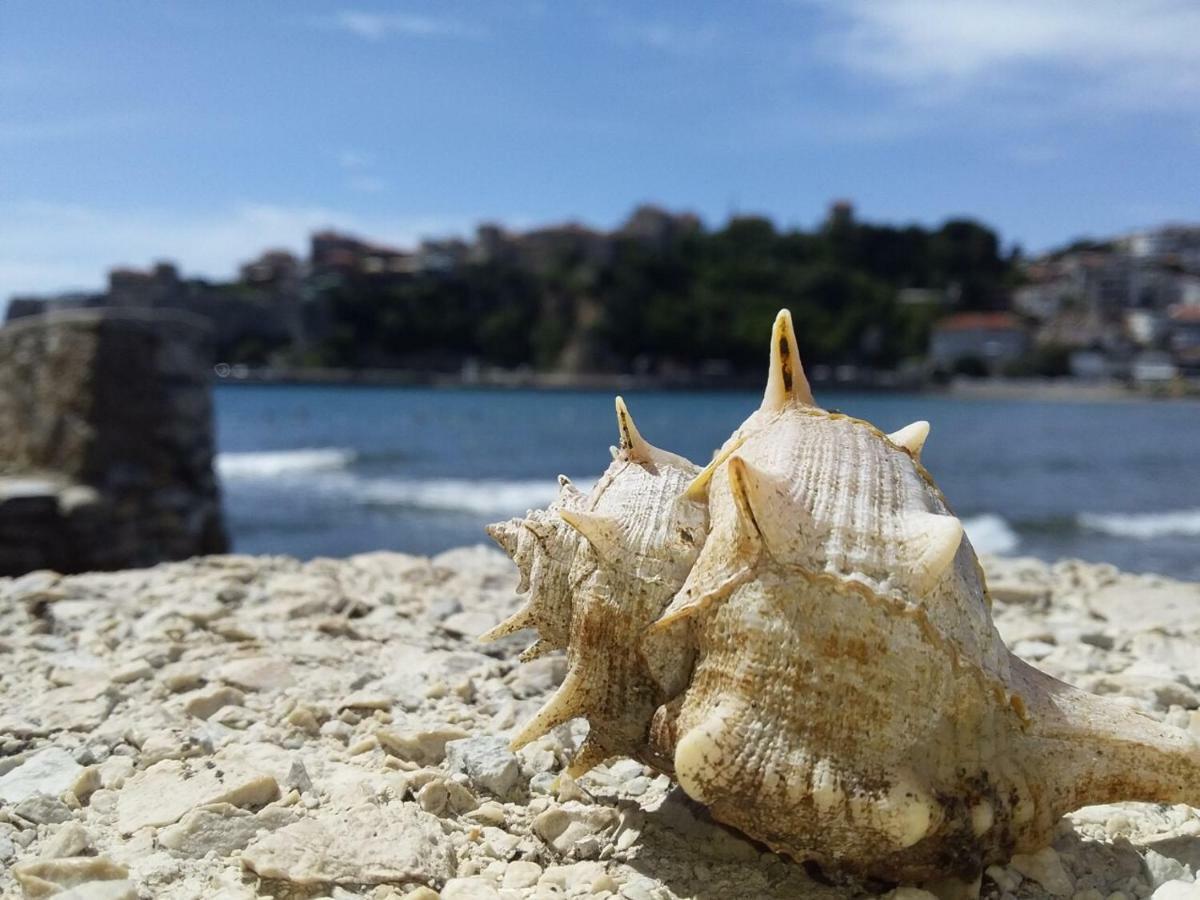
[486,310,1200,888]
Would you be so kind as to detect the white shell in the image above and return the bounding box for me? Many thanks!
[486,310,1200,885]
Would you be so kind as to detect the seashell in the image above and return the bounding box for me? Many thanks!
[485,310,1200,887]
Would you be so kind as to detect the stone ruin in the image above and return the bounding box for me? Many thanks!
[0,308,227,575]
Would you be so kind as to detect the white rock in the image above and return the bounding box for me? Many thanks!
[440,877,502,899]
[182,685,246,719]
[116,758,279,833]
[0,747,84,804]
[532,802,619,859]
[14,793,72,824]
[502,860,543,889]
[12,856,129,896]
[55,880,138,900]
[1011,846,1075,897]
[1152,882,1200,900]
[41,822,93,858]
[157,802,288,858]
[217,656,294,692]
[377,725,469,765]
[445,736,523,800]
[241,801,455,886]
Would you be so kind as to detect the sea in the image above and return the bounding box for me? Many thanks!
[214,385,1200,581]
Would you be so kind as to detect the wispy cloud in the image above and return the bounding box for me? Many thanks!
[0,112,154,146]
[334,148,387,193]
[324,10,485,41]
[0,202,474,304]
[812,0,1200,110]
[605,18,721,56]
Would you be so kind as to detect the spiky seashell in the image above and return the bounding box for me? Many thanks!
[486,311,1200,887]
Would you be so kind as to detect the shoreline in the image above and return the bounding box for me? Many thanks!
[213,367,1200,403]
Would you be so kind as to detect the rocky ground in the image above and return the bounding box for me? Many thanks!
[0,548,1199,900]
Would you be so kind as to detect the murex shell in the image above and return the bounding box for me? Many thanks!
[485,310,1200,886]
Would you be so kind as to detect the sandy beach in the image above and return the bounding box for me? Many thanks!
[1,549,1198,899]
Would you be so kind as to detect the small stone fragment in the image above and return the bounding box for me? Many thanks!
[217,656,294,691]
[241,802,455,887]
[502,860,543,889]
[440,877,502,899]
[377,725,469,766]
[183,685,246,719]
[41,822,93,858]
[116,759,279,833]
[0,747,84,804]
[1151,883,1200,900]
[532,802,619,858]
[444,736,523,800]
[13,856,129,897]
[14,793,73,824]
[1011,846,1075,897]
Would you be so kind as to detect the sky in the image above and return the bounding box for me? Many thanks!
[2,0,1200,307]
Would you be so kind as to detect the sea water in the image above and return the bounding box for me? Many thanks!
[214,385,1200,580]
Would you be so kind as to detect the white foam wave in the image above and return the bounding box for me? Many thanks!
[353,477,568,517]
[962,513,1020,556]
[1079,508,1200,539]
[217,448,357,479]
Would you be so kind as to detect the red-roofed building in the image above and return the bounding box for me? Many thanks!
[929,312,1030,374]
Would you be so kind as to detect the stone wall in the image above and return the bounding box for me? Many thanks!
[0,309,227,575]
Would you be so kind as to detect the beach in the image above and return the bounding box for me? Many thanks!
[2,549,1198,898]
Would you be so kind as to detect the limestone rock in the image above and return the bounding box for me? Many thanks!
[12,856,129,898]
[116,759,279,833]
[240,802,455,887]
[217,656,294,692]
[444,736,523,800]
[532,802,619,858]
[0,747,84,804]
[377,725,469,766]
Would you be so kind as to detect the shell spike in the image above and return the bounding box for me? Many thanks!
[888,421,930,459]
[566,733,613,778]
[485,520,520,558]
[900,511,964,594]
[479,606,535,643]
[761,308,815,412]
[519,638,557,662]
[656,456,763,628]
[615,396,652,460]
[557,474,582,501]
[509,670,587,750]
[558,508,624,560]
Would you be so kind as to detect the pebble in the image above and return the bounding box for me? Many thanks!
[1152,883,1200,900]
[1011,846,1076,897]
[241,802,455,886]
[445,736,524,800]
[376,725,469,765]
[1,552,1198,899]
[532,802,619,858]
[0,747,84,804]
[116,758,279,833]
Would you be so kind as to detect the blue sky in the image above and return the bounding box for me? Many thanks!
[3,0,1199,305]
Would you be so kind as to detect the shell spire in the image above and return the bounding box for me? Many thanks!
[761,308,814,412]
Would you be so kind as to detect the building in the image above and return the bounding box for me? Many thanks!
[929,312,1030,374]
[1166,305,1200,370]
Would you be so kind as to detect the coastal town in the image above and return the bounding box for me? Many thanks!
[6,203,1200,393]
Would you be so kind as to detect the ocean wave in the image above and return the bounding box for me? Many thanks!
[1078,508,1200,539]
[353,476,570,517]
[217,448,357,479]
[962,514,1020,556]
